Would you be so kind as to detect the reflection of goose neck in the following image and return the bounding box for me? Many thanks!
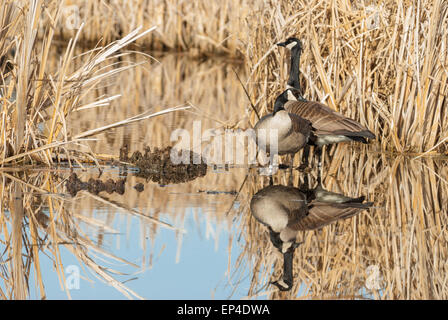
[271,249,294,291]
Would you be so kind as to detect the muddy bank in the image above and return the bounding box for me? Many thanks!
[120,145,207,185]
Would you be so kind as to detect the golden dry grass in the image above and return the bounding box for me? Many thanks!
[41,0,448,154]
[3,0,448,162]
[58,0,257,58]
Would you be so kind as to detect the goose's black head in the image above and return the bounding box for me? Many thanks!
[277,37,303,51]
[273,89,290,115]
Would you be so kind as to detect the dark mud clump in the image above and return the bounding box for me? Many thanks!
[66,173,126,197]
[120,145,207,185]
[134,183,144,192]
[119,144,129,163]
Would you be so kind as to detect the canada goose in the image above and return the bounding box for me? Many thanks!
[254,89,314,172]
[277,37,375,167]
[250,185,307,291]
[250,182,373,291]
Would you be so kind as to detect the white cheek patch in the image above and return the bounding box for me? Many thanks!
[287,90,298,101]
[286,41,297,50]
[276,280,289,289]
[281,242,292,253]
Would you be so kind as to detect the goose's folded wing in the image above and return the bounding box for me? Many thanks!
[285,101,375,139]
[288,112,313,136]
[294,201,373,231]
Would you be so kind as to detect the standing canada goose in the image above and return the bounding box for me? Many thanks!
[277,37,375,167]
[254,89,314,172]
[250,182,373,291]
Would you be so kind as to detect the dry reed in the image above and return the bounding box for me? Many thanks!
[4,0,447,159]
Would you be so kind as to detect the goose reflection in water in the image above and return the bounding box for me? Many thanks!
[250,180,373,291]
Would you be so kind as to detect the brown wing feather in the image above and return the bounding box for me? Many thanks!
[284,101,375,138]
[294,202,372,231]
[287,113,313,137]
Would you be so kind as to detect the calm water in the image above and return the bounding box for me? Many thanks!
[22,168,252,300]
[1,54,447,300]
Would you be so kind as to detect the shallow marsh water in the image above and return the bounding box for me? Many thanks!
[1,54,447,300]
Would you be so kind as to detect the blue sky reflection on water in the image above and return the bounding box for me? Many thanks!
[29,206,257,300]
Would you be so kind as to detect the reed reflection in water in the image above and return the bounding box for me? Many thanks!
[0,167,250,299]
[67,53,248,156]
